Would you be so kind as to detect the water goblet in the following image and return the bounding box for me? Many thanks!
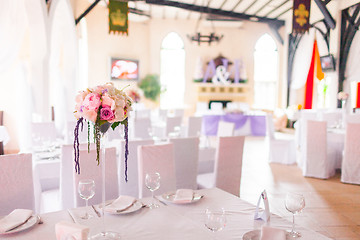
[205,207,226,239]
[78,179,95,219]
[285,192,305,238]
[145,172,161,209]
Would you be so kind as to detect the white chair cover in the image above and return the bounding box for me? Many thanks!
[118,139,154,198]
[217,121,235,137]
[137,143,176,198]
[210,102,224,114]
[74,147,118,206]
[31,122,57,147]
[166,116,182,136]
[341,123,360,184]
[133,118,152,140]
[170,137,200,190]
[346,114,360,123]
[302,120,335,179]
[197,136,245,197]
[0,153,35,215]
[187,116,202,137]
[265,114,296,165]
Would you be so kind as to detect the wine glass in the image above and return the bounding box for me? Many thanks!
[285,193,305,238]
[78,179,95,219]
[145,172,161,209]
[205,207,226,239]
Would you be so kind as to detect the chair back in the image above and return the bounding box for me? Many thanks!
[170,137,200,189]
[265,113,275,139]
[302,120,334,179]
[133,118,152,139]
[118,139,154,198]
[210,102,223,114]
[0,110,3,125]
[341,123,360,184]
[187,116,202,137]
[214,136,245,197]
[137,143,176,198]
[0,153,35,215]
[73,147,118,206]
[346,114,360,124]
[217,121,235,137]
[166,116,182,136]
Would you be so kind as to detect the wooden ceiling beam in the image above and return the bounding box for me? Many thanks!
[145,0,285,25]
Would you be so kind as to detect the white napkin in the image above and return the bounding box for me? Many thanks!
[0,209,33,233]
[55,221,89,240]
[104,196,136,213]
[173,189,194,203]
[254,190,270,222]
[260,226,286,240]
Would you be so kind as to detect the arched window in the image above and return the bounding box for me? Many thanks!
[253,33,278,110]
[160,32,185,109]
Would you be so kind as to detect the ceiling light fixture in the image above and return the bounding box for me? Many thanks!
[187,1,223,46]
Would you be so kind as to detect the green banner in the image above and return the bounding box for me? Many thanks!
[109,0,128,35]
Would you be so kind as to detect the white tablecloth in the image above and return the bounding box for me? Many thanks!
[0,188,331,239]
[0,126,10,145]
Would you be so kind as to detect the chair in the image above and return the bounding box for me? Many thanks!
[74,147,118,206]
[133,118,152,140]
[187,116,202,137]
[197,136,245,197]
[341,123,360,184]
[217,121,235,137]
[166,116,182,136]
[265,114,296,165]
[118,139,154,198]
[135,109,151,119]
[210,102,224,114]
[170,137,200,190]
[346,114,360,124]
[301,120,335,179]
[0,153,35,215]
[137,143,176,198]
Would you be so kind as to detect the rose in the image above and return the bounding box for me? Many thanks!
[82,92,101,111]
[101,93,116,110]
[337,92,349,100]
[100,106,115,121]
[82,109,98,122]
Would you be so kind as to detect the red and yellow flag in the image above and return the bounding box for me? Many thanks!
[304,39,325,109]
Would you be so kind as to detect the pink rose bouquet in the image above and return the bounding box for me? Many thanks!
[337,91,349,101]
[74,82,133,181]
[127,89,141,103]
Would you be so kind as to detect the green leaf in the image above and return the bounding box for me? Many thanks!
[111,122,120,130]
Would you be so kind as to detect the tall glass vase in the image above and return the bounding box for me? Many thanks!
[90,124,121,240]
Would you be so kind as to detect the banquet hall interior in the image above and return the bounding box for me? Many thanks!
[1,0,360,239]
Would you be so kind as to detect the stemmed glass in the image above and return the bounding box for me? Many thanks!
[78,179,95,219]
[285,193,305,238]
[145,172,161,209]
[205,207,226,239]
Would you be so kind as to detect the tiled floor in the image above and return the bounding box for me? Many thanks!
[240,136,360,240]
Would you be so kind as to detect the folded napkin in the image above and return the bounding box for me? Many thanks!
[104,195,136,213]
[260,226,286,240]
[55,221,89,240]
[173,189,194,203]
[0,209,33,233]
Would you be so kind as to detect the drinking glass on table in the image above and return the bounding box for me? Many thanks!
[145,172,161,209]
[205,207,226,239]
[285,192,305,238]
[78,179,95,219]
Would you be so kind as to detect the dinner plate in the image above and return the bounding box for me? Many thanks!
[0,215,40,235]
[104,200,143,215]
[161,191,203,204]
[242,230,260,240]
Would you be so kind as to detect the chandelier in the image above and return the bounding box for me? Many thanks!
[187,1,223,45]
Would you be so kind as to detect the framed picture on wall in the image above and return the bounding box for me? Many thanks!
[110,57,139,81]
